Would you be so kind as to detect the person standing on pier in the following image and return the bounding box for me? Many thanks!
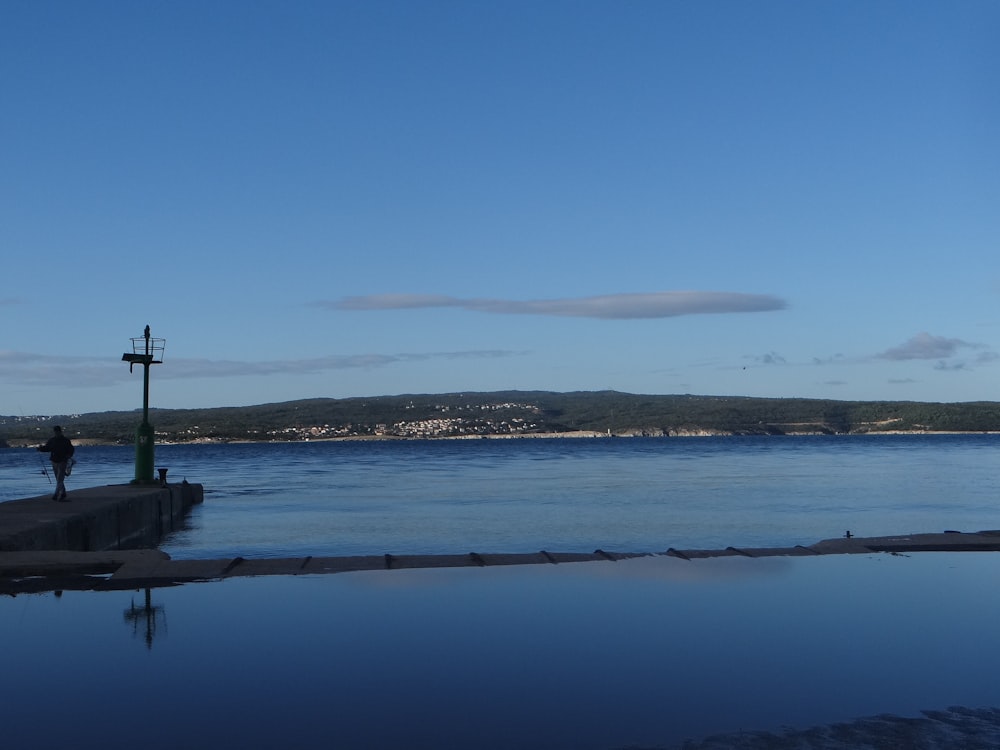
[38,425,75,501]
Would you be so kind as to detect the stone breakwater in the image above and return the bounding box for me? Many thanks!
[0,483,203,553]
[2,495,999,594]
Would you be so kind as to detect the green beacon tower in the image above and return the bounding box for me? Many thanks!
[122,325,165,484]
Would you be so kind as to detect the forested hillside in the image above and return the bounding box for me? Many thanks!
[3,391,1000,446]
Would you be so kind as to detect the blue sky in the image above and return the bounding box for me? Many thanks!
[2,0,998,415]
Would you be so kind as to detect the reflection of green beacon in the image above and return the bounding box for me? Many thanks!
[122,325,165,484]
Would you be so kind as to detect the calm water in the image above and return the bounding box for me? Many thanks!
[2,434,999,558]
[3,435,1000,748]
[2,552,1000,749]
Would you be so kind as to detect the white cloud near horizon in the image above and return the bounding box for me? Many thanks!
[876,332,977,361]
[159,350,522,379]
[750,351,787,365]
[0,349,524,388]
[320,291,788,319]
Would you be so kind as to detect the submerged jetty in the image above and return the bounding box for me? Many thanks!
[1,482,999,595]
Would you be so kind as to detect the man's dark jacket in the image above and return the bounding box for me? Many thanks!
[39,434,75,463]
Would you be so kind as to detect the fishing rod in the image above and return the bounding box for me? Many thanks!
[19,404,52,484]
[39,453,51,484]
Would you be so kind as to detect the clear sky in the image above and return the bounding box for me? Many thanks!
[2,0,998,416]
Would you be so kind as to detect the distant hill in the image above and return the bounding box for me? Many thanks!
[4,390,1000,446]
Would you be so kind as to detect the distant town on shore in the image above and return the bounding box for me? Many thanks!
[3,390,1000,447]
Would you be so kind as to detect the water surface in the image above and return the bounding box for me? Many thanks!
[4,436,1000,747]
[2,552,999,749]
[2,435,999,557]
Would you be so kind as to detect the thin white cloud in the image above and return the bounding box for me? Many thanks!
[933,361,968,371]
[159,350,522,379]
[320,291,787,319]
[749,351,787,365]
[0,351,117,387]
[877,332,974,361]
[812,354,846,366]
[0,349,525,388]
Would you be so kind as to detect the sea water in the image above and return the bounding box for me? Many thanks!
[2,434,998,557]
[3,553,1000,749]
[3,434,1000,748]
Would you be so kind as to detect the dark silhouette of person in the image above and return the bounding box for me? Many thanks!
[38,425,75,501]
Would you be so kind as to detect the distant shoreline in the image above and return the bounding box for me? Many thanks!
[7,391,1000,445]
[6,429,1000,449]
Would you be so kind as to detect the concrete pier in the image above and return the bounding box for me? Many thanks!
[2,482,999,595]
[0,482,203,554]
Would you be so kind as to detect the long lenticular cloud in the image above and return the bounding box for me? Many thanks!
[325,291,787,319]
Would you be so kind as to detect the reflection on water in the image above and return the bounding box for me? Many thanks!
[2,552,1000,749]
[123,589,167,649]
